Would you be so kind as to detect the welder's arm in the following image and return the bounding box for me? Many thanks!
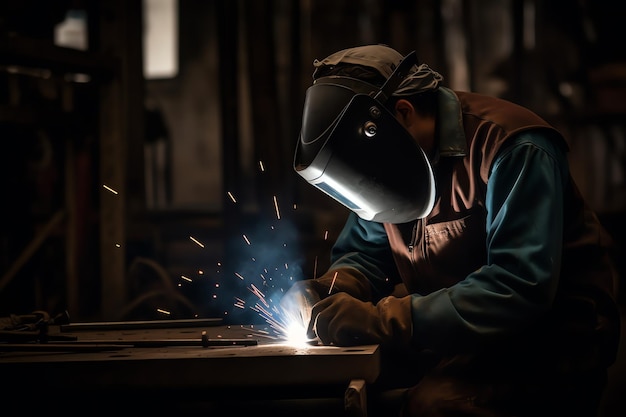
[307,292,412,349]
[411,133,568,352]
[328,212,403,298]
[280,211,401,328]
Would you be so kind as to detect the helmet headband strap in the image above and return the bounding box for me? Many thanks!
[373,51,418,103]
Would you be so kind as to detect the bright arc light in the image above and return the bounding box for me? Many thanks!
[284,320,312,347]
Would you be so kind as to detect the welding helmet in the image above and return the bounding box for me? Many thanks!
[294,45,437,223]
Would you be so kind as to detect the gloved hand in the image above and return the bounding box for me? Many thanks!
[279,279,322,330]
[279,268,372,329]
[307,292,413,350]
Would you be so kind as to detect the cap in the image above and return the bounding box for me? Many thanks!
[313,44,405,79]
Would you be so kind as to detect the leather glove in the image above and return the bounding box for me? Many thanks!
[307,292,413,350]
[279,278,322,330]
[279,268,372,328]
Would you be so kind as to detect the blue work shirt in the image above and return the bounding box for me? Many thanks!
[325,88,618,354]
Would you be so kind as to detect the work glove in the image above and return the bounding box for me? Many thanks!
[279,268,372,329]
[308,292,413,350]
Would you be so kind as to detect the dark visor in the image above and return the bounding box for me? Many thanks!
[297,77,380,168]
[293,51,436,223]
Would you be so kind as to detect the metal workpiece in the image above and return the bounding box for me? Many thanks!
[0,323,380,386]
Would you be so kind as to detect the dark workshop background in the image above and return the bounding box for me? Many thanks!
[1,0,625,322]
[1,0,625,379]
[1,0,625,414]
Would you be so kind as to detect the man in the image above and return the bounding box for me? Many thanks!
[280,44,621,417]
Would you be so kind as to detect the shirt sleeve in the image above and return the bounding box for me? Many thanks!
[411,131,568,352]
[328,212,401,299]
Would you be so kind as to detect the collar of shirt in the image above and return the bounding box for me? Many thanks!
[432,87,467,165]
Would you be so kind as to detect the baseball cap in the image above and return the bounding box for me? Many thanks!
[312,44,406,79]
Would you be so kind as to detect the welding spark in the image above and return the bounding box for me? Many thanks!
[259,160,265,172]
[181,275,192,282]
[102,184,118,194]
[328,271,339,294]
[246,326,280,341]
[248,283,269,308]
[189,236,205,248]
[235,272,245,280]
[249,283,265,298]
[242,234,251,245]
[227,191,237,203]
[157,308,171,315]
[273,195,281,220]
[234,296,246,309]
[245,294,317,347]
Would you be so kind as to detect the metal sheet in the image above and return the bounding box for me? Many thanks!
[0,324,380,390]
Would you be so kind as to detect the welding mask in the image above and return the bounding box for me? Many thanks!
[294,51,435,223]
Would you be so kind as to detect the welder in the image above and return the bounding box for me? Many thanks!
[280,44,621,417]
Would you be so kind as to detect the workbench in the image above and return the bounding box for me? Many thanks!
[0,318,383,417]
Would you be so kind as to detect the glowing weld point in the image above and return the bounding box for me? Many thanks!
[189,236,205,248]
[102,184,118,194]
[242,234,251,245]
[285,320,313,347]
[227,191,237,203]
